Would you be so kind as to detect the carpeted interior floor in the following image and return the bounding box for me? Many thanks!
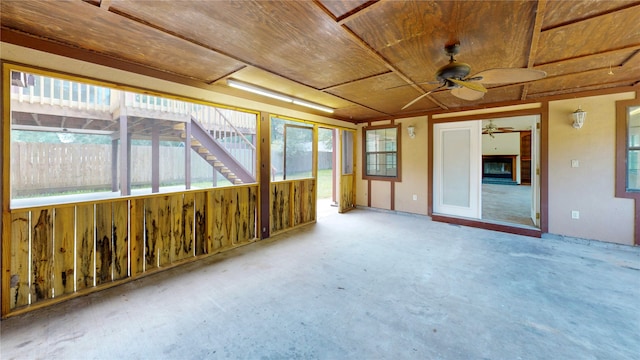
[482,184,534,226]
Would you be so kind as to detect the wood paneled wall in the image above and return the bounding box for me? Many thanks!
[339,174,355,213]
[3,185,258,317]
[270,179,316,234]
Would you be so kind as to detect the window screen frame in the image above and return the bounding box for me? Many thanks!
[362,124,402,182]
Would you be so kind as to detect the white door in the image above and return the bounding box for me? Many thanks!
[531,117,541,226]
[433,120,482,218]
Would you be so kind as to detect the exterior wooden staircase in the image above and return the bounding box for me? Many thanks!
[173,118,255,185]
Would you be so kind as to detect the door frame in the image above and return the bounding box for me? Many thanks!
[428,107,548,238]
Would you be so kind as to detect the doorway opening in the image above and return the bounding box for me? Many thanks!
[317,127,338,218]
[433,115,540,230]
[481,116,539,228]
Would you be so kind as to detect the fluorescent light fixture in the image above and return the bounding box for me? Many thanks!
[227,78,293,103]
[292,99,334,113]
[226,78,334,114]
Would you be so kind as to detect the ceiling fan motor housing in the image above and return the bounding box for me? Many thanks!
[435,61,471,85]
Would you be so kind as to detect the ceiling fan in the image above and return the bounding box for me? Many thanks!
[482,120,514,138]
[401,44,547,110]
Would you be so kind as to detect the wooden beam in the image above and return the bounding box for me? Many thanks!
[99,0,112,10]
[534,44,640,67]
[522,0,547,100]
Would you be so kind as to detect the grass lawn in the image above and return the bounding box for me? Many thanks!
[316,168,333,199]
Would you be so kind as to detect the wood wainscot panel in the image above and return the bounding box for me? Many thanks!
[144,197,159,270]
[95,203,113,285]
[53,207,75,297]
[10,211,30,310]
[235,187,249,245]
[168,194,184,264]
[271,182,291,233]
[247,186,257,240]
[180,193,195,260]
[223,188,238,248]
[194,192,207,256]
[112,200,129,281]
[76,204,95,290]
[157,196,174,267]
[130,199,145,276]
[293,179,315,226]
[340,174,355,213]
[31,208,53,303]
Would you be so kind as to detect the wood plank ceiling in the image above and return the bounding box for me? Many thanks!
[1,0,639,123]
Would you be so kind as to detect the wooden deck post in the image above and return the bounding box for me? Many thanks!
[119,114,130,196]
[111,139,118,192]
[152,125,159,193]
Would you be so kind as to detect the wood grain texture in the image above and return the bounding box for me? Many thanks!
[222,188,238,248]
[95,203,112,285]
[0,1,243,82]
[271,182,291,233]
[130,199,144,275]
[31,209,53,302]
[293,179,316,226]
[180,193,195,259]
[112,200,128,280]
[340,174,356,213]
[207,190,222,252]
[53,207,75,297]
[144,197,159,270]
[247,186,257,240]
[107,0,389,89]
[76,204,95,290]
[158,196,173,266]
[194,192,207,255]
[10,212,30,309]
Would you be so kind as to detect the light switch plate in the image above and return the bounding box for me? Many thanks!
[571,159,579,168]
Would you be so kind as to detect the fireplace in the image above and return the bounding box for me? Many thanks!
[482,155,517,184]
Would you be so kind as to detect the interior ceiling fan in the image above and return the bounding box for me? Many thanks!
[482,120,513,138]
[402,44,547,110]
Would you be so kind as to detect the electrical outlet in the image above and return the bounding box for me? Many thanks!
[412,194,418,201]
[571,210,580,219]
[571,159,579,168]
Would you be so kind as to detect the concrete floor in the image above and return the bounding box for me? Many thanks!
[1,209,639,359]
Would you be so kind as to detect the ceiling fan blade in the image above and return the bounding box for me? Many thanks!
[473,68,547,85]
[451,86,486,101]
[387,80,441,90]
[448,78,487,93]
[400,83,446,110]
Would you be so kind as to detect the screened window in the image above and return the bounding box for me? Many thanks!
[8,68,257,208]
[363,125,400,180]
[270,117,314,181]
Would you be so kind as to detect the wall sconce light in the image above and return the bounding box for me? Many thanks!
[226,78,334,113]
[407,125,416,138]
[571,106,587,129]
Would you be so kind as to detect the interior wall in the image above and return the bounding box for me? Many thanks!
[548,92,636,245]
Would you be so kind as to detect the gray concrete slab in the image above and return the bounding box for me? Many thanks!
[1,209,639,359]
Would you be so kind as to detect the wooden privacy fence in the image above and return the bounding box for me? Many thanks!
[11,142,219,195]
[3,185,259,317]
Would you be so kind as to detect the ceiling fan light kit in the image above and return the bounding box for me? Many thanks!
[402,44,547,110]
